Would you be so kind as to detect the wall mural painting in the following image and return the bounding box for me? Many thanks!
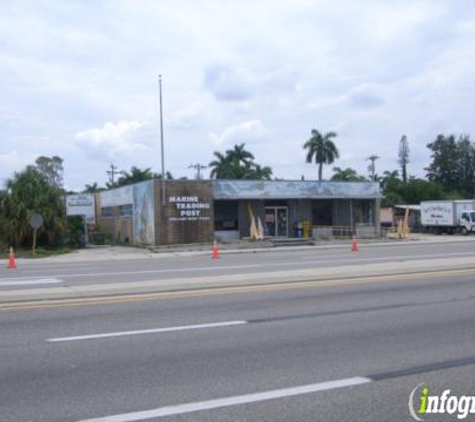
[133,181,155,244]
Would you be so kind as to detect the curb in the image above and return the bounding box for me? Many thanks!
[8,236,475,265]
[2,257,475,307]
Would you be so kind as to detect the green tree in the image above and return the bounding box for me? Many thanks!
[252,164,273,180]
[303,129,340,181]
[380,170,401,192]
[455,135,475,198]
[226,143,255,166]
[0,167,66,248]
[426,134,460,192]
[380,169,446,207]
[209,144,273,180]
[331,167,366,182]
[117,166,154,186]
[209,152,233,179]
[380,170,403,207]
[399,178,445,204]
[426,133,475,197]
[154,171,174,180]
[398,135,410,183]
[83,182,103,193]
[105,167,173,189]
[34,156,64,188]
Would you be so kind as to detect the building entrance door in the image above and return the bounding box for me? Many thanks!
[265,206,288,237]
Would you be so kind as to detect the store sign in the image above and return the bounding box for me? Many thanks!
[66,194,96,223]
[168,196,211,221]
[101,185,133,207]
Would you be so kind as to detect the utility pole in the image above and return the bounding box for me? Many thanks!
[189,163,207,180]
[159,75,166,205]
[106,163,119,185]
[367,155,379,181]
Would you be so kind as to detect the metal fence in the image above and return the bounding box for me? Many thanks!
[312,225,390,239]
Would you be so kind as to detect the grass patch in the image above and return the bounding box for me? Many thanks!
[0,246,74,259]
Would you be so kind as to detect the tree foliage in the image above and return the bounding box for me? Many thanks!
[398,135,410,183]
[303,129,339,181]
[209,143,273,180]
[331,167,366,182]
[0,165,66,248]
[83,182,104,193]
[426,134,459,190]
[34,156,64,189]
[380,170,445,207]
[117,166,154,186]
[105,167,173,189]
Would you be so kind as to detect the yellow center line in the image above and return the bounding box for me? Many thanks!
[1,267,474,313]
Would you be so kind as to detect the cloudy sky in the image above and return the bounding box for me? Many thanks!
[1,0,475,190]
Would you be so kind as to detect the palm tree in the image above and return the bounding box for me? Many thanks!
[2,167,65,247]
[226,143,255,167]
[252,164,273,180]
[117,167,154,186]
[84,182,102,193]
[381,170,401,192]
[154,171,174,180]
[303,129,340,181]
[209,151,233,179]
[209,144,273,180]
[331,167,366,182]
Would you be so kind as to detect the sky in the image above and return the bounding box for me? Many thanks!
[1,0,475,191]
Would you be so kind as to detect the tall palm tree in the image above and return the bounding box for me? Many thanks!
[209,151,233,179]
[226,143,255,167]
[303,129,340,181]
[209,144,273,180]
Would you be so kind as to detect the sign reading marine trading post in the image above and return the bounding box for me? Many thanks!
[168,196,211,222]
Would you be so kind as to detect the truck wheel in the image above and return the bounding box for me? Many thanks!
[462,227,468,236]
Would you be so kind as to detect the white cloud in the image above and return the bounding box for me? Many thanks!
[204,61,254,101]
[168,102,206,130]
[0,150,36,186]
[75,121,148,160]
[209,120,270,146]
[348,84,386,108]
[1,1,474,187]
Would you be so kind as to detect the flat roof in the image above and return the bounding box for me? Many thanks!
[213,180,382,200]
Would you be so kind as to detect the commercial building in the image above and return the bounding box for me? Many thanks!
[68,179,382,245]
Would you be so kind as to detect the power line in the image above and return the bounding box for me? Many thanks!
[366,155,379,181]
[106,163,119,185]
[189,163,207,180]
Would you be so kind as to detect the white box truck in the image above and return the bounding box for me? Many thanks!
[421,200,475,234]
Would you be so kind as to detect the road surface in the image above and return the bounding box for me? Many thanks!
[1,241,475,421]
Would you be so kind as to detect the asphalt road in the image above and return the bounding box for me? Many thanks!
[1,260,475,421]
[2,240,475,291]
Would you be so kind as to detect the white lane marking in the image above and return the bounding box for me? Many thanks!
[78,376,371,421]
[3,250,474,282]
[0,278,63,286]
[48,320,247,342]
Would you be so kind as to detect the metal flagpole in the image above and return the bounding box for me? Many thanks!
[159,75,166,205]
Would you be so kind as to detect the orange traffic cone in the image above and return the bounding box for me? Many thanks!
[212,240,219,259]
[351,235,358,253]
[7,247,17,269]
